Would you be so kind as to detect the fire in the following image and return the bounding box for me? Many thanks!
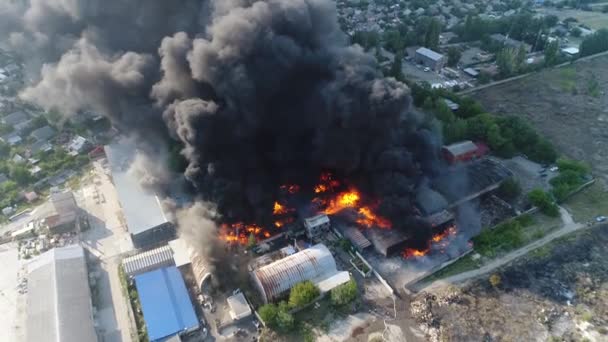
[273,201,288,215]
[431,225,457,242]
[219,222,270,245]
[314,184,327,193]
[402,225,458,259]
[280,184,300,194]
[274,217,294,228]
[322,190,361,215]
[357,206,391,229]
[403,248,430,258]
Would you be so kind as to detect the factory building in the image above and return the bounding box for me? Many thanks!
[169,238,213,291]
[252,244,349,303]
[414,47,445,71]
[40,191,80,234]
[105,141,175,249]
[134,266,200,342]
[26,245,97,342]
[367,228,410,257]
[304,214,330,238]
[442,140,488,164]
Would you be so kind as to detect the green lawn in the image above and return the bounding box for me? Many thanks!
[563,182,608,222]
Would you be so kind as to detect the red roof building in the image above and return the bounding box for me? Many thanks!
[442,141,488,164]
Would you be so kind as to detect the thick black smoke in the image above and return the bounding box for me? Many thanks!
[7,0,441,245]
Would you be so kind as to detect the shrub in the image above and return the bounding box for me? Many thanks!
[528,189,559,217]
[330,278,358,306]
[498,178,521,200]
[288,281,320,308]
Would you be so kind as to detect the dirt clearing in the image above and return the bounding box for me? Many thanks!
[472,55,608,187]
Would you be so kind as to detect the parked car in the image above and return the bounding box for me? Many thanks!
[595,216,606,223]
[549,166,559,172]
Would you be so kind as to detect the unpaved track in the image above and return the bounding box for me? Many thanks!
[416,207,587,292]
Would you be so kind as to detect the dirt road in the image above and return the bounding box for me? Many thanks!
[416,207,586,292]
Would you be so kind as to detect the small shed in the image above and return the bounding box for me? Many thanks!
[227,292,252,321]
[442,141,488,164]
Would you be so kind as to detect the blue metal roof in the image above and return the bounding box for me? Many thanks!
[134,266,199,342]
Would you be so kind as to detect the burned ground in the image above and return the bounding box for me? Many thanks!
[472,55,608,188]
[411,224,608,341]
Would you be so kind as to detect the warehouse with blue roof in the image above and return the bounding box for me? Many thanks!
[134,266,200,341]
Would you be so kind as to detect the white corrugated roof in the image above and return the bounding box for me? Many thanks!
[26,245,97,342]
[315,271,351,293]
[416,47,444,61]
[122,245,174,276]
[168,238,191,267]
[443,140,477,156]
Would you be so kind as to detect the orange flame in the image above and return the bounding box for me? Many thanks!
[357,206,391,228]
[219,222,270,245]
[280,184,300,194]
[274,217,295,228]
[273,201,288,215]
[314,184,328,193]
[403,248,430,258]
[322,190,361,215]
[402,225,458,259]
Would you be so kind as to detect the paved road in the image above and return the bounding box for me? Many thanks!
[79,161,135,342]
[417,207,586,292]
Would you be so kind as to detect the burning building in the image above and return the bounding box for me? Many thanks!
[105,141,175,249]
[2,0,502,266]
[303,214,330,239]
[251,244,349,303]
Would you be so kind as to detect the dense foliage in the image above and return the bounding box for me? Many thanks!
[550,159,590,202]
[528,188,560,217]
[289,281,320,309]
[330,278,358,306]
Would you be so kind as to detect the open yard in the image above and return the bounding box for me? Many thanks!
[472,55,608,188]
[537,7,608,30]
[564,181,608,223]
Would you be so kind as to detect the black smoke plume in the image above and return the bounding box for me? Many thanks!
[6,0,443,247]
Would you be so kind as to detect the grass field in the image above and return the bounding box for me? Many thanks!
[564,182,608,222]
[537,8,608,30]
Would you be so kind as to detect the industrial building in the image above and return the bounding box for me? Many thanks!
[367,228,410,257]
[442,140,488,164]
[134,266,200,342]
[303,214,330,238]
[251,244,350,303]
[414,47,445,71]
[105,141,175,249]
[122,244,175,277]
[489,34,532,52]
[26,245,97,342]
[169,238,213,291]
[41,191,80,234]
[227,292,253,321]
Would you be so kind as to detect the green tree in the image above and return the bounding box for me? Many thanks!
[259,304,279,326]
[0,141,10,157]
[389,52,405,82]
[330,278,358,306]
[496,47,517,77]
[602,5,608,13]
[544,40,559,66]
[528,188,559,217]
[10,164,32,186]
[580,29,608,57]
[425,19,441,50]
[515,45,527,71]
[447,47,462,67]
[276,309,295,331]
[288,281,320,308]
[571,27,582,38]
